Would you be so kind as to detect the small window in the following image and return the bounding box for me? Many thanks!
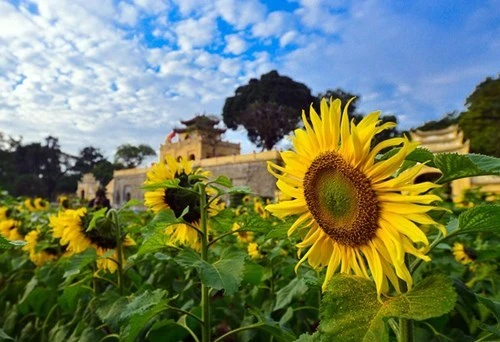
[115,191,121,205]
[126,192,131,202]
[81,190,85,199]
[177,156,182,162]
[189,154,195,160]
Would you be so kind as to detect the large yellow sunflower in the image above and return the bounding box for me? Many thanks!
[0,218,23,241]
[266,98,445,297]
[144,155,218,251]
[50,208,134,273]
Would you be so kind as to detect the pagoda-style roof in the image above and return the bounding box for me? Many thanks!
[174,115,226,134]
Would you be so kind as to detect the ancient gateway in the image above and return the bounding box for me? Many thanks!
[77,119,500,207]
[78,115,280,207]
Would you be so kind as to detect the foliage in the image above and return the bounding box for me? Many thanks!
[1,139,500,342]
[460,75,500,157]
[415,111,460,132]
[114,143,156,168]
[222,70,316,150]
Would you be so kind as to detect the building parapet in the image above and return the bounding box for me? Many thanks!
[197,150,281,167]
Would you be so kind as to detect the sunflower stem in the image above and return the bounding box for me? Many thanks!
[398,260,414,342]
[199,183,211,342]
[111,210,124,295]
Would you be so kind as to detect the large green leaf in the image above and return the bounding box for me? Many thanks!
[137,231,172,256]
[63,248,98,278]
[319,274,456,341]
[452,205,500,235]
[0,235,13,250]
[176,248,246,295]
[121,289,169,342]
[0,329,13,340]
[434,153,500,183]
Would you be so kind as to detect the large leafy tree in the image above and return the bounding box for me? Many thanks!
[114,144,156,169]
[222,70,316,150]
[459,76,500,157]
[73,146,105,175]
[11,136,72,199]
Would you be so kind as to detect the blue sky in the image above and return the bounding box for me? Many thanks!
[0,0,499,160]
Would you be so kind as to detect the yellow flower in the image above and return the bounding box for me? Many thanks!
[247,242,260,259]
[34,198,48,210]
[452,243,476,265]
[232,222,254,243]
[0,219,23,241]
[266,98,445,297]
[49,208,133,273]
[254,200,269,219]
[144,155,217,251]
[242,195,251,204]
[0,207,8,220]
[23,230,57,266]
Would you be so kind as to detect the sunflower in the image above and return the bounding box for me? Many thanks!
[452,242,476,265]
[144,155,217,251]
[50,208,134,273]
[247,242,260,259]
[23,230,58,266]
[0,218,23,241]
[254,200,269,219]
[266,98,445,297]
[0,206,8,220]
[232,222,254,243]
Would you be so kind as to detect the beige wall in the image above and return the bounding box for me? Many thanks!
[76,174,100,201]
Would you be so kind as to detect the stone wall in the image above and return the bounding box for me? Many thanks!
[199,151,280,199]
[110,168,148,207]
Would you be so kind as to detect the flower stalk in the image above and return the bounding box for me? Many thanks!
[199,183,210,342]
[110,210,124,295]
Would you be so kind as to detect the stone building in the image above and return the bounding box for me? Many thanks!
[81,115,281,207]
[411,125,500,201]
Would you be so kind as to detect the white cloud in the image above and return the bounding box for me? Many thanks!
[117,2,139,26]
[215,0,266,29]
[224,34,248,55]
[294,0,347,34]
[174,15,218,50]
[252,11,291,38]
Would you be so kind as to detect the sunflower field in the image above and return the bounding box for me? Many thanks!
[2,100,500,342]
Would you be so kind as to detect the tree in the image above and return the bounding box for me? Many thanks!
[459,76,500,157]
[73,146,105,175]
[316,88,361,118]
[92,160,115,187]
[222,70,316,150]
[416,112,460,132]
[114,144,156,168]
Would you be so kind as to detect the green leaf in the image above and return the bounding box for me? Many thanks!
[176,248,246,295]
[63,249,98,278]
[294,332,320,342]
[434,153,500,183]
[137,232,171,256]
[0,235,12,249]
[274,277,308,311]
[226,186,252,195]
[8,239,27,247]
[59,284,93,313]
[211,175,233,188]
[0,328,14,340]
[142,179,180,191]
[121,289,169,342]
[86,207,108,232]
[476,295,500,321]
[243,262,265,286]
[256,321,296,342]
[452,204,500,235]
[319,274,457,341]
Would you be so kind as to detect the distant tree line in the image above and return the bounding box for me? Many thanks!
[0,136,155,200]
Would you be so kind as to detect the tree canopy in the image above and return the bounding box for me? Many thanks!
[459,76,500,157]
[114,144,156,168]
[73,146,105,174]
[222,70,316,150]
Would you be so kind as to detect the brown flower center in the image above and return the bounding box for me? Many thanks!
[303,152,380,247]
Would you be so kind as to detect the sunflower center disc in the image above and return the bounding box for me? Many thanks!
[163,172,202,223]
[303,152,380,247]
